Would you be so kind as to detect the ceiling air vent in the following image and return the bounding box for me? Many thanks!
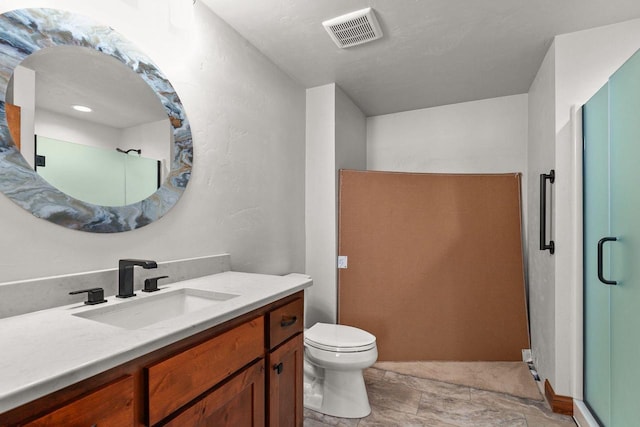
[322,7,383,49]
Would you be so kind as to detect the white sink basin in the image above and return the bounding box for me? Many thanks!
[73,288,239,329]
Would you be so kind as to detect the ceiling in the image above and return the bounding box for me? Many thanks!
[200,0,640,116]
[20,46,167,129]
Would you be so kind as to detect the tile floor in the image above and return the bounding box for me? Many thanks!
[304,367,576,427]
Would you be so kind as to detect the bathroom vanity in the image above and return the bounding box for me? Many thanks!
[0,272,310,426]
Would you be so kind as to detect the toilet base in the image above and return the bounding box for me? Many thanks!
[304,367,371,419]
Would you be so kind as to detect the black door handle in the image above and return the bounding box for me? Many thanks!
[597,237,617,285]
[274,362,283,375]
[540,170,555,254]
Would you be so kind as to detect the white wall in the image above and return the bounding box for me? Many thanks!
[335,86,367,178]
[527,42,557,392]
[36,110,170,158]
[122,118,172,177]
[305,83,366,326]
[367,94,528,175]
[305,84,336,326]
[0,0,305,282]
[35,109,122,150]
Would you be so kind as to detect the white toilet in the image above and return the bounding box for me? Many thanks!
[303,322,378,418]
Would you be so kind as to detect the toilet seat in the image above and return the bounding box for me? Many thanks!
[304,323,376,353]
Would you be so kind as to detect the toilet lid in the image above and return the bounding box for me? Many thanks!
[304,323,376,352]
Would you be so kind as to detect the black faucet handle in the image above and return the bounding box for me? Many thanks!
[69,288,107,305]
[119,259,158,269]
[143,276,169,293]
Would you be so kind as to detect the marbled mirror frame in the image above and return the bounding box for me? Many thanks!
[0,8,192,232]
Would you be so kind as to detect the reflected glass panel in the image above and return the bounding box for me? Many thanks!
[125,155,160,205]
[35,136,159,206]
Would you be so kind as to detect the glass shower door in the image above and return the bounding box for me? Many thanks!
[583,83,611,426]
[584,48,640,427]
[609,48,640,427]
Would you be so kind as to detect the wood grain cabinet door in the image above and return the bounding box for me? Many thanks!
[146,317,264,425]
[24,376,133,427]
[267,334,303,427]
[164,360,265,427]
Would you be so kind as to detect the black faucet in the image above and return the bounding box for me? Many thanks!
[117,259,158,298]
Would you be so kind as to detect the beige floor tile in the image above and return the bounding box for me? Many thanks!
[364,367,386,382]
[469,388,574,423]
[382,370,471,400]
[303,408,359,427]
[375,361,543,401]
[366,375,422,415]
[525,414,577,427]
[418,395,527,427]
[304,418,334,427]
[357,405,458,427]
[304,363,576,427]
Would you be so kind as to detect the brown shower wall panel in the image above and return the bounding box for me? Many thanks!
[338,170,529,361]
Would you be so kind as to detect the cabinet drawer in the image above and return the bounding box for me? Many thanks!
[268,298,303,349]
[147,316,264,425]
[25,376,133,427]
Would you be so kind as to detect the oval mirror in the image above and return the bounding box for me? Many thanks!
[0,8,192,232]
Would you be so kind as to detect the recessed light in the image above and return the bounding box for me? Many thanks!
[72,105,92,112]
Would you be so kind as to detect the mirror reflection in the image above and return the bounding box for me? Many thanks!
[0,8,192,233]
[6,46,172,206]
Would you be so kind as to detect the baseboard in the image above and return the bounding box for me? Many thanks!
[544,379,574,416]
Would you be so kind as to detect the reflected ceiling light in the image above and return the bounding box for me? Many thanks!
[72,105,92,112]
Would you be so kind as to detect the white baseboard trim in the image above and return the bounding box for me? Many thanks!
[573,400,599,427]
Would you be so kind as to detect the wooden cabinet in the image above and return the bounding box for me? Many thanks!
[146,317,264,425]
[24,376,133,427]
[268,334,303,427]
[268,297,303,348]
[1,292,304,427]
[267,297,304,427]
[164,360,265,427]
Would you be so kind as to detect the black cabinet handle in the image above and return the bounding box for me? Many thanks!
[597,237,617,285]
[540,170,555,254]
[280,315,297,328]
[274,362,283,375]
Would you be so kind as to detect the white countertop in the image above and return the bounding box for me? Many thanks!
[0,271,312,414]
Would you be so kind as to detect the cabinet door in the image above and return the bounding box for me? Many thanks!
[24,376,133,427]
[164,360,265,427]
[609,48,640,427]
[583,83,612,426]
[147,316,264,425]
[268,334,303,427]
